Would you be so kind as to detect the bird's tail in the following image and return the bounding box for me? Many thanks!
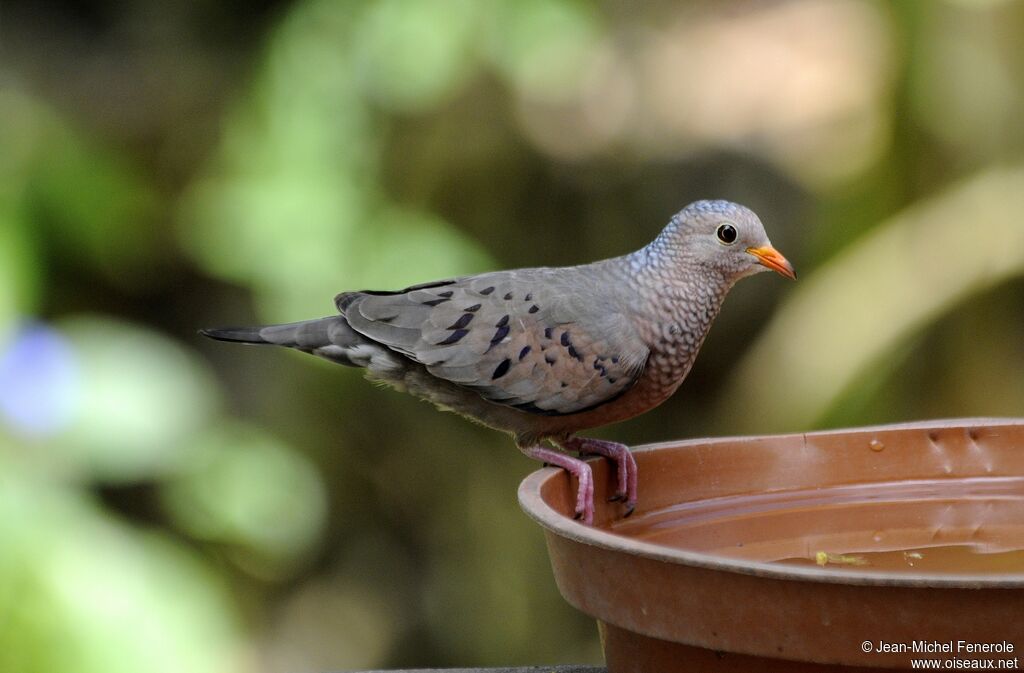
[199,326,270,344]
[200,316,370,367]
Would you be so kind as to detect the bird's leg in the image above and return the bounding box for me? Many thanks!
[559,436,638,517]
[521,445,595,525]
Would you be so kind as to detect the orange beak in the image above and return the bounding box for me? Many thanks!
[746,245,796,280]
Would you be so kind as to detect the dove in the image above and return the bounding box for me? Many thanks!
[201,200,794,524]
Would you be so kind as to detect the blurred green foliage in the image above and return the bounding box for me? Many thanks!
[0,455,242,673]
[2,0,1024,671]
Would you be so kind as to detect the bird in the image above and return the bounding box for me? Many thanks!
[200,200,794,525]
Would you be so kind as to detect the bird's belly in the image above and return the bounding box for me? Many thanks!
[550,370,684,432]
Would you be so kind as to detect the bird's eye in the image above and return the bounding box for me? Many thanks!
[716,224,738,245]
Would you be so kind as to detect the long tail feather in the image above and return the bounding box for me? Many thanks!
[198,327,268,344]
[199,316,381,368]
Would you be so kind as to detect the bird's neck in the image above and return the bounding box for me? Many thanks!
[624,246,735,349]
[626,245,733,303]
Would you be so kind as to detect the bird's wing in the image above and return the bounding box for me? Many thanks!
[339,271,649,416]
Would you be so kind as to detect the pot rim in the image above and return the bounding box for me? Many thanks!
[518,417,1024,589]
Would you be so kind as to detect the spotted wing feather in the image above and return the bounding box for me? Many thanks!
[341,271,648,416]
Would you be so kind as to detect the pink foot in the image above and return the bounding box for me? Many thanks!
[522,446,594,525]
[561,437,638,517]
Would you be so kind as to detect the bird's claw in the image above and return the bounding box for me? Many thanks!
[573,502,594,525]
[564,437,638,521]
[522,445,595,526]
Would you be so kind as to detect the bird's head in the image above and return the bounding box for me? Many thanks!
[662,200,796,282]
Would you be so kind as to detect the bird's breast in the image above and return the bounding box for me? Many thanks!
[633,286,724,393]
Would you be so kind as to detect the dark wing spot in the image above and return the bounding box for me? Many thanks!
[525,292,533,301]
[422,291,453,307]
[496,314,509,328]
[611,357,619,363]
[492,358,511,379]
[436,329,469,345]
[528,305,539,313]
[491,325,510,345]
[544,327,553,339]
[519,346,532,360]
[560,331,582,361]
[560,381,568,388]
[608,377,617,384]
[464,303,482,312]
[545,354,557,365]
[446,313,474,330]
[480,286,495,295]
[503,292,513,300]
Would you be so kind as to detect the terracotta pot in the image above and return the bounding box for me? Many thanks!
[519,419,1024,671]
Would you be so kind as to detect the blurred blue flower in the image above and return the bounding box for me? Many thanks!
[0,323,79,437]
